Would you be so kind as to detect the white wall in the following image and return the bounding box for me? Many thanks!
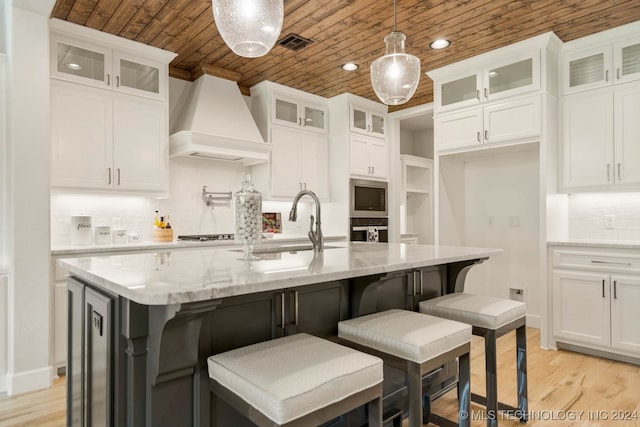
[5,0,55,395]
[568,193,640,241]
[0,273,8,392]
[443,151,541,320]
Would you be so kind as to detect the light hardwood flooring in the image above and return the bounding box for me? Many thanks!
[1,328,639,426]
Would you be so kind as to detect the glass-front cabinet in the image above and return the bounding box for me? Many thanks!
[349,103,386,139]
[51,34,165,100]
[562,36,640,94]
[272,93,327,133]
[435,51,540,112]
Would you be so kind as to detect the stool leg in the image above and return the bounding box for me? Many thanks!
[408,362,422,427]
[485,330,498,427]
[516,325,528,422]
[367,395,383,426]
[458,352,471,427]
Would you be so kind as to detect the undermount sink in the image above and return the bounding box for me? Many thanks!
[232,244,340,255]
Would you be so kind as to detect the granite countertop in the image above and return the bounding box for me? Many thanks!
[547,240,640,250]
[58,243,502,306]
[51,234,347,256]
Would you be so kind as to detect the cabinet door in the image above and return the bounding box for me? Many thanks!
[368,140,388,179]
[272,94,300,128]
[270,126,303,197]
[287,281,347,337]
[349,104,369,135]
[113,94,168,192]
[302,103,327,133]
[299,131,330,199]
[370,112,386,138]
[113,52,165,100]
[613,38,640,85]
[51,35,111,89]
[349,135,372,176]
[614,84,640,187]
[434,109,483,152]
[51,81,113,189]
[552,271,610,347]
[562,45,612,94]
[610,274,640,354]
[484,96,541,144]
[562,90,614,189]
[436,72,482,112]
[485,52,540,102]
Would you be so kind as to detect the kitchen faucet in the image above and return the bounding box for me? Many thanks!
[289,190,324,252]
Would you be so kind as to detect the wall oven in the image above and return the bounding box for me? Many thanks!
[350,178,388,218]
[350,217,389,242]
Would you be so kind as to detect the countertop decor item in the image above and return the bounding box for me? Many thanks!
[70,215,92,246]
[94,225,111,245]
[370,0,421,105]
[234,174,262,259]
[262,212,282,233]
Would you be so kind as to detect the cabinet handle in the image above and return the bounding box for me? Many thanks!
[108,167,111,185]
[106,74,110,86]
[477,131,481,142]
[617,163,621,181]
[298,117,302,126]
[410,271,418,295]
[116,75,120,87]
[476,90,480,100]
[605,70,609,82]
[590,260,632,266]
[294,291,299,326]
[613,281,617,299]
[117,168,121,185]
[371,166,375,175]
[303,182,307,190]
[484,130,488,141]
[299,182,302,191]
[602,280,605,298]
[417,270,423,294]
[484,88,488,99]
[367,125,371,133]
[617,68,621,80]
[607,164,611,182]
[280,292,286,330]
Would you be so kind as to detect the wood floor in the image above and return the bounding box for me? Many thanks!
[1,328,639,426]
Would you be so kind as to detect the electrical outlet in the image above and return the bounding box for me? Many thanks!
[605,214,615,230]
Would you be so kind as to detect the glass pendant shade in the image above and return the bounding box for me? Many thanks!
[213,0,284,58]
[370,31,421,105]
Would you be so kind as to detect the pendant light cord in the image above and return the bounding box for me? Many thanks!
[393,0,397,32]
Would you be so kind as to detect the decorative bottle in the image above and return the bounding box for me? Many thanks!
[234,174,262,258]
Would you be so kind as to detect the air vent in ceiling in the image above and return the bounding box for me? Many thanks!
[278,33,313,51]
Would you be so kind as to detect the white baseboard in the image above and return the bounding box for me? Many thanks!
[0,373,6,394]
[526,313,540,329]
[6,365,53,396]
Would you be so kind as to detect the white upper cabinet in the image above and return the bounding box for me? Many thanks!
[349,135,387,179]
[50,19,173,101]
[435,51,540,113]
[349,103,386,139]
[561,34,640,94]
[271,92,327,133]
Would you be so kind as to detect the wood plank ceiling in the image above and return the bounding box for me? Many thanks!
[51,0,640,111]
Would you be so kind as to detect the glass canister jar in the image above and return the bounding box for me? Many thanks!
[234,174,262,257]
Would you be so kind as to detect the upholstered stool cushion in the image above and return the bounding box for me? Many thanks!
[419,293,526,330]
[338,309,471,364]
[207,333,383,425]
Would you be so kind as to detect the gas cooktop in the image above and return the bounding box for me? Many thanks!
[177,234,235,242]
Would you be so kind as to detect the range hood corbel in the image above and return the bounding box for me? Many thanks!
[169,73,270,166]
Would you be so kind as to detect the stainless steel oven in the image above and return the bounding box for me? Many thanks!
[350,217,389,242]
[350,178,388,218]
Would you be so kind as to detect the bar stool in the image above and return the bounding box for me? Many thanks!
[419,293,528,427]
[338,309,472,427]
[207,333,383,427]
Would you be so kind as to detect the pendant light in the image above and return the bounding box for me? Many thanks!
[370,0,421,105]
[212,0,284,58]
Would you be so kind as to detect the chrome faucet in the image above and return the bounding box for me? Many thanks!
[289,190,324,252]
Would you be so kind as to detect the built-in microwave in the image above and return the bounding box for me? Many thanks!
[350,178,388,218]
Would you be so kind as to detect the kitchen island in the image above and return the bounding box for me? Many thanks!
[59,242,502,427]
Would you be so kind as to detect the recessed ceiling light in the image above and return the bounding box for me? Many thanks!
[429,39,450,50]
[66,63,82,70]
[341,62,359,71]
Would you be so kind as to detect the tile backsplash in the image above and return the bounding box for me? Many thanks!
[51,157,316,246]
[568,193,640,241]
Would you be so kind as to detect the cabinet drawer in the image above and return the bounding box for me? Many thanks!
[553,249,640,273]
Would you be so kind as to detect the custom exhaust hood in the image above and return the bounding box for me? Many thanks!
[169,74,270,166]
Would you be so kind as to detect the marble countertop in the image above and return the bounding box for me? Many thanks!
[547,240,640,250]
[58,243,502,306]
[51,234,347,257]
